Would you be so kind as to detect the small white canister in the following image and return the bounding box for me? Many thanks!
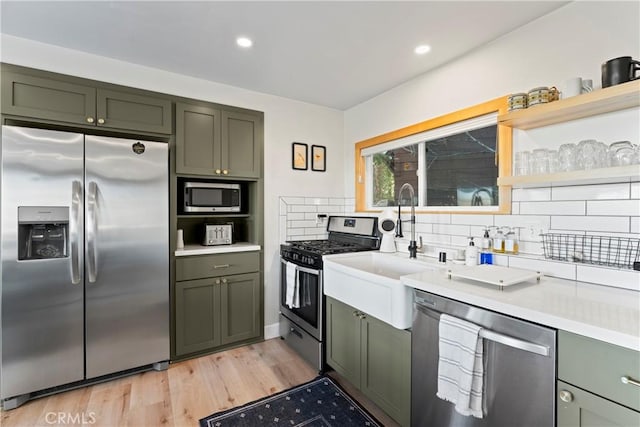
[176,229,185,249]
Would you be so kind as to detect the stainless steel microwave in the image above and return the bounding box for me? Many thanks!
[183,182,241,213]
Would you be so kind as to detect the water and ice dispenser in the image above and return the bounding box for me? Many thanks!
[17,206,69,260]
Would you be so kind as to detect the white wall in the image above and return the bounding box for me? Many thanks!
[343,1,640,290]
[0,34,346,333]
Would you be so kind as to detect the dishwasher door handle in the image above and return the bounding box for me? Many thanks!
[479,328,550,357]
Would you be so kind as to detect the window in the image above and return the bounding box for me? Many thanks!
[355,97,511,213]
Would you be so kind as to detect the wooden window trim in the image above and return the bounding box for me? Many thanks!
[354,96,512,214]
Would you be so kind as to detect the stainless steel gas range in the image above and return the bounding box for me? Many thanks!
[279,216,381,371]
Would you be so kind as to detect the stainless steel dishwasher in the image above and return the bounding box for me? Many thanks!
[412,289,556,427]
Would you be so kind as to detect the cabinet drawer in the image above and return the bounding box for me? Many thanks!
[176,251,259,281]
[559,331,640,411]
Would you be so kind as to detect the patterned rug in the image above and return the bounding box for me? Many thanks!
[199,376,382,427]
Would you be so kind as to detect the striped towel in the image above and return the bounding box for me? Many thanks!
[436,314,484,418]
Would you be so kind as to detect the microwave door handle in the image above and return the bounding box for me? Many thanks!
[87,181,98,283]
[70,180,82,285]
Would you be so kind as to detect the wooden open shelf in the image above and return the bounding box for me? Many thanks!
[498,165,640,188]
[498,80,640,130]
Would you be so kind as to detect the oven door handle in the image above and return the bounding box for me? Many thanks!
[281,259,320,276]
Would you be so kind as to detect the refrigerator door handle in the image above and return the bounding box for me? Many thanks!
[70,180,82,284]
[87,181,98,283]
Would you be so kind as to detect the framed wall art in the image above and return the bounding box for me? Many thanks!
[311,145,326,172]
[292,142,308,170]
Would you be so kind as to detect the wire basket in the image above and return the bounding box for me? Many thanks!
[541,233,640,269]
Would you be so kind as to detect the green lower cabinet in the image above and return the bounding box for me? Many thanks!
[221,272,261,345]
[326,297,411,426]
[175,278,221,355]
[361,314,411,427]
[557,381,640,427]
[175,272,261,358]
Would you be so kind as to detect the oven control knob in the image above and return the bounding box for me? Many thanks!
[559,390,573,403]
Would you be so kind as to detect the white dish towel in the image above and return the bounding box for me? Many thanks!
[436,313,484,418]
[285,261,300,308]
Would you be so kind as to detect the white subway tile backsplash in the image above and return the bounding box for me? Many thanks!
[517,240,543,255]
[631,182,639,199]
[290,220,317,228]
[492,254,509,267]
[451,214,494,226]
[512,187,551,202]
[287,228,306,237]
[432,224,470,236]
[416,214,451,224]
[305,197,329,205]
[576,266,640,291]
[414,223,433,234]
[494,215,551,230]
[323,205,345,213]
[551,216,630,233]
[511,202,520,214]
[520,201,585,215]
[329,198,344,205]
[631,217,639,233]
[289,205,317,213]
[281,196,305,205]
[508,257,576,280]
[552,183,630,201]
[450,235,469,247]
[587,200,640,216]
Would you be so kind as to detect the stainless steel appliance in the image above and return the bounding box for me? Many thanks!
[183,181,241,213]
[412,290,556,427]
[203,223,233,246]
[0,125,169,409]
[279,216,380,371]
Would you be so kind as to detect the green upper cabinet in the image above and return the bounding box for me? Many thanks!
[221,110,261,178]
[176,102,262,178]
[2,71,172,134]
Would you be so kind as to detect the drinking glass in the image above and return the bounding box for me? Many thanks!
[531,148,549,174]
[514,151,531,176]
[608,141,634,166]
[558,143,577,172]
[548,150,560,173]
[577,139,599,170]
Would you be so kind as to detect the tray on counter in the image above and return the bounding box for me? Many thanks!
[446,264,542,290]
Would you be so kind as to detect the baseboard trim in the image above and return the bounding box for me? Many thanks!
[264,322,280,340]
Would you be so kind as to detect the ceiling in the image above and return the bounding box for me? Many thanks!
[0,1,569,110]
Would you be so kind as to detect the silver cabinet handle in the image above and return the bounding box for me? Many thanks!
[559,390,573,403]
[479,328,550,357]
[70,180,82,285]
[621,376,640,387]
[97,118,105,125]
[86,181,98,283]
[213,264,230,269]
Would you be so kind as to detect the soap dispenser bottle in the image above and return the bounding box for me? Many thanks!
[504,227,519,254]
[465,237,478,266]
[481,227,492,251]
[492,227,505,253]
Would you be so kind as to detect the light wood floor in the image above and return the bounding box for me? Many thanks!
[1,338,399,427]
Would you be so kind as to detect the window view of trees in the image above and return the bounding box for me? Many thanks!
[372,144,419,206]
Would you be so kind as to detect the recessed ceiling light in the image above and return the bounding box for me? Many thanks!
[236,37,253,48]
[414,44,431,55]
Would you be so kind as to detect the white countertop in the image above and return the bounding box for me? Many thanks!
[401,262,640,351]
[174,242,261,256]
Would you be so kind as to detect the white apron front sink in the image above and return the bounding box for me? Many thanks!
[323,252,440,329]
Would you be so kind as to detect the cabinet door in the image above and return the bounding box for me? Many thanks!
[220,272,261,345]
[2,72,95,125]
[557,381,640,427]
[175,103,221,175]
[221,110,262,178]
[361,314,412,427]
[175,278,221,356]
[96,89,172,134]
[326,297,361,386]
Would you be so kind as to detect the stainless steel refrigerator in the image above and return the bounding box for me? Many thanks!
[0,125,169,409]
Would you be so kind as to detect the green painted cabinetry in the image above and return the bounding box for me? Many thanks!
[2,71,172,134]
[175,102,262,178]
[326,296,411,426]
[174,253,261,358]
[557,331,640,427]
